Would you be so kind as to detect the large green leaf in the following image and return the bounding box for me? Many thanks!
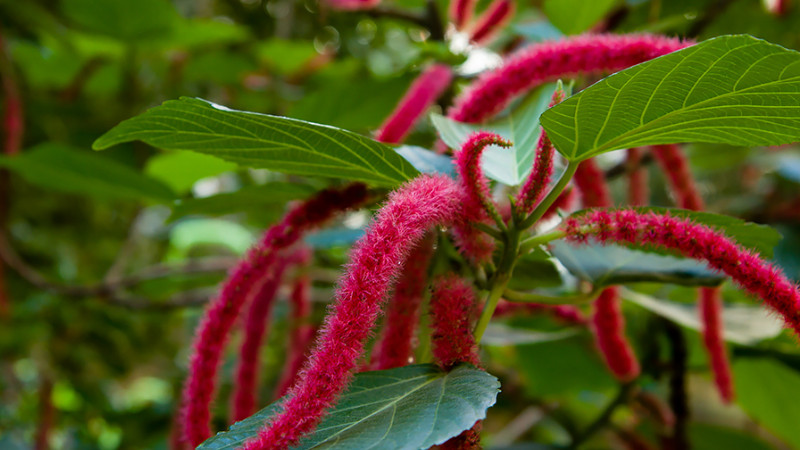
[0,143,174,202]
[431,83,562,186]
[621,289,783,345]
[567,207,782,258]
[540,35,800,161]
[543,0,618,35]
[551,241,725,287]
[199,364,500,450]
[734,358,800,448]
[93,97,419,187]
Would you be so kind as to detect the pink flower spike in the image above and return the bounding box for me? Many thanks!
[179,184,368,447]
[375,64,454,144]
[699,287,734,403]
[516,86,566,215]
[626,148,649,206]
[651,144,704,211]
[323,0,380,11]
[449,0,477,29]
[592,287,641,381]
[456,131,512,221]
[449,34,691,123]
[469,0,515,45]
[430,275,482,370]
[370,234,436,370]
[561,209,800,339]
[242,175,462,449]
[231,252,295,422]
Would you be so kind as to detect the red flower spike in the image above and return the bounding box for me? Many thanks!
[516,87,566,215]
[574,158,613,208]
[699,287,734,403]
[178,183,368,448]
[626,148,649,206]
[274,249,315,399]
[562,210,800,338]
[651,144,705,211]
[449,0,477,29]
[493,300,587,325]
[438,422,482,450]
[231,256,292,422]
[370,234,436,370]
[449,34,690,124]
[430,275,482,370]
[375,64,454,144]
[242,175,462,450]
[469,0,515,45]
[592,287,641,381]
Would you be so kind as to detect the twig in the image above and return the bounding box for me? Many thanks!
[662,319,689,449]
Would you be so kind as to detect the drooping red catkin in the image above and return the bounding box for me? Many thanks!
[651,144,704,211]
[516,87,566,215]
[627,148,649,206]
[493,300,587,325]
[274,250,315,399]
[449,34,690,123]
[452,132,511,262]
[231,255,293,422]
[323,0,380,11]
[562,210,800,338]
[375,64,454,144]
[178,183,368,448]
[592,287,641,381]
[449,0,477,29]
[242,175,462,450]
[699,287,734,402]
[370,234,435,370]
[574,158,613,208]
[468,0,515,45]
[430,275,482,370]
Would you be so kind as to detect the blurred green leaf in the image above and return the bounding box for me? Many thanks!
[543,0,618,35]
[168,219,255,258]
[94,97,419,187]
[394,145,455,176]
[145,151,238,194]
[61,0,178,41]
[688,423,773,450]
[0,143,174,202]
[199,364,500,449]
[482,326,578,346]
[169,183,316,221]
[541,35,800,161]
[734,358,800,448]
[254,39,317,75]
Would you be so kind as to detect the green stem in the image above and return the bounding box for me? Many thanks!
[569,381,637,449]
[503,287,599,305]
[520,160,580,230]
[519,229,566,254]
[473,228,521,343]
[473,273,509,344]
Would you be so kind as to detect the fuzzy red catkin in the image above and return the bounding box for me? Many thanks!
[651,144,704,211]
[274,250,315,399]
[178,184,368,448]
[449,0,477,29]
[449,34,690,124]
[516,87,566,215]
[370,234,436,370]
[626,148,649,206]
[242,175,463,450]
[430,275,482,370]
[574,158,613,208]
[452,132,511,263]
[699,287,734,402]
[375,64,454,144]
[231,254,294,422]
[469,0,515,45]
[493,300,587,325]
[562,210,800,338]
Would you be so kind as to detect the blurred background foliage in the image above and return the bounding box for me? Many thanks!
[2,0,800,448]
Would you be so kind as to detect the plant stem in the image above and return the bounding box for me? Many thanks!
[519,229,567,254]
[569,381,637,449]
[521,160,580,230]
[503,287,599,305]
[473,227,521,343]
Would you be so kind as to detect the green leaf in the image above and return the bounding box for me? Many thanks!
[568,207,782,258]
[394,145,455,176]
[0,143,174,202]
[94,97,419,187]
[543,0,618,35]
[734,358,800,448]
[508,247,563,289]
[168,219,255,259]
[688,423,772,450]
[482,325,578,346]
[541,35,800,161]
[621,289,783,345]
[61,0,178,41]
[198,364,500,450]
[431,83,563,186]
[169,183,316,221]
[551,241,725,287]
